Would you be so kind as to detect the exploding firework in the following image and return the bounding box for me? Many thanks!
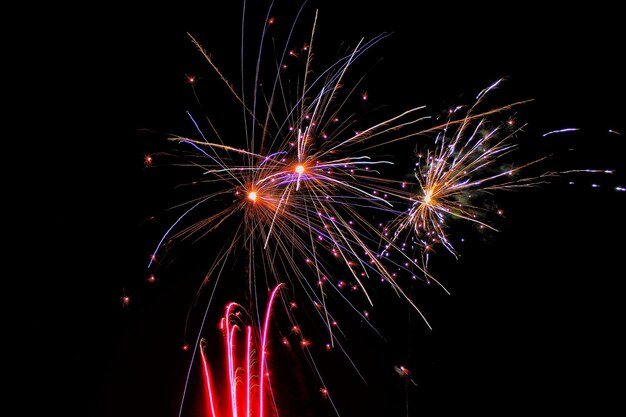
[386,86,550,266]
[147,5,440,354]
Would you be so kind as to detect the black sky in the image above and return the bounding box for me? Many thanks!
[60,1,625,416]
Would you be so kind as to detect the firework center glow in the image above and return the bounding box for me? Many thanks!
[248,191,258,202]
[295,164,305,174]
[424,190,433,204]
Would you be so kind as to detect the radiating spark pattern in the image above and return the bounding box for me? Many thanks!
[387,99,551,261]
[149,8,441,354]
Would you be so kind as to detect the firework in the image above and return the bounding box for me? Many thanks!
[147,6,441,352]
[386,88,551,265]
[196,286,284,417]
[193,284,339,417]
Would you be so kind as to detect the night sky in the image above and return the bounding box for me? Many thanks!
[61,2,624,416]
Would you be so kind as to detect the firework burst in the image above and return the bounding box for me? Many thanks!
[147,6,441,351]
[386,86,551,265]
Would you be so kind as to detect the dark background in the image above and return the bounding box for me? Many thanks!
[57,1,624,416]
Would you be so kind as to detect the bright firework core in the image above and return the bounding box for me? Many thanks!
[295,164,305,174]
[424,190,433,204]
[248,191,258,202]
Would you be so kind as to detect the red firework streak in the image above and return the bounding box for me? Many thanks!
[199,285,283,417]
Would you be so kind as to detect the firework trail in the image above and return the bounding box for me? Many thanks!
[196,284,339,417]
[198,285,276,417]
